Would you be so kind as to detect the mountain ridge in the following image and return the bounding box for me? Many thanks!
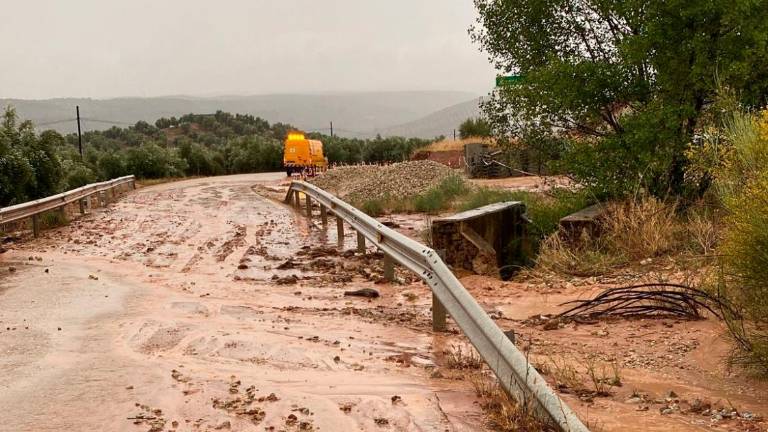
[0,91,481,138]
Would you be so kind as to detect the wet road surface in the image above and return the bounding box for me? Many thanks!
[0,174,482,432]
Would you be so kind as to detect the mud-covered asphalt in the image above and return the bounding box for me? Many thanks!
[0,174,482,432]
[1,173,767,432]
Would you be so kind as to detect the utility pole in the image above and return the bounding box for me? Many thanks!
[76,106,83,158]
[330,121,334,138]
[453,129,456,140]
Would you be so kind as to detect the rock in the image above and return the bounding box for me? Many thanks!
[343,288,380,298]
[237,263,248,270]
[504,329,516,344]
[88,274,99,280]
[543,319,560,331]
[277,259,296,270]
[276,275,299,285]
[8,266,16,273]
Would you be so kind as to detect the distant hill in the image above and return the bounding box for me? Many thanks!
[371,97,484,139]
[0,91,477,138]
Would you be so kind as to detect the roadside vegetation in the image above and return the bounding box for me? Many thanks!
[0,107,433,207]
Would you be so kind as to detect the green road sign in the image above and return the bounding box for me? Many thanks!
[496,75,524,86]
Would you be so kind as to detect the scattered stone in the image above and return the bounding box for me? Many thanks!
[343,288,380,298]
[309,160,457,202]
[277,259,296,270]
[543,319,561,331]
[276,275,299,285]
[88,274,99,280]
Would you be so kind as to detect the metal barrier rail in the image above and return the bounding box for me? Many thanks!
[0,175,136,236]
[285,181,589,432]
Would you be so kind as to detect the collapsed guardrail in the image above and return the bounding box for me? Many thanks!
[0,175,135,237]
[286,181,589,432]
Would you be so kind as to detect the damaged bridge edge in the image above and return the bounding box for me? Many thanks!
[284,181,590,432]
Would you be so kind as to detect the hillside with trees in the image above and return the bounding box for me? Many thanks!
[0,107,433,207]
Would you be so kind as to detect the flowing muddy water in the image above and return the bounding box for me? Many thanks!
[1,173,766,432]
[0,174,481,432]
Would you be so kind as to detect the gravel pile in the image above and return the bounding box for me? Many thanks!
[310,161,458,201]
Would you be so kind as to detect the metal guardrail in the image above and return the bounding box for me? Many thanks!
[0,175,136,236]
[286,181,589,432]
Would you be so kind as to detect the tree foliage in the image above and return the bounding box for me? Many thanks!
[472,0,768,198]
[459,117,493,139]
[0,107,433,207]
[0,107,62,206]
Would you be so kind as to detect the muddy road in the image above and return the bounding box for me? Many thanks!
[1,173,766,432]
[0,174,480,432]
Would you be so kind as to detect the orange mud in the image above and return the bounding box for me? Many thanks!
[0,173,765,432]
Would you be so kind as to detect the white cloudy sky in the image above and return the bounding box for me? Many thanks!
[0,0,497,99]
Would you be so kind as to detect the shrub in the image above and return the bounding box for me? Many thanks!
[718,173,768,373]
[413,175,468,214]
[359,199,385,217]
[535,195,687,276]
[710,109,768,374]
[602,195,680,261]
[125,143,187,179]
[460,187,589,238]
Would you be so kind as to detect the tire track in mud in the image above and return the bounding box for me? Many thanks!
[0,174,482,432]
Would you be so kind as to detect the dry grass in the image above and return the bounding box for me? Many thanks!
[533,195,710,277]
[535,232,624,277]
[469,372,556,432]
[685,206,720,255]
[603,196,680,260]
[544,355,622,398]
[420,136,497,152]
[444,344,483,370]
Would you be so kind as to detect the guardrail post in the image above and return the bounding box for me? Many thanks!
[305,195,312,217]
[294,191,301,210]
[131,179,136,189]
[356,232,366,253]
[336,217,344,248]
[432,249,448,331]
[432,292,448,332]
[383,254,394,282]
[99,191,107,206]
[78,198,86,215]
[320,205,328,226]
[32,215,40,238]
[57,206,67,223]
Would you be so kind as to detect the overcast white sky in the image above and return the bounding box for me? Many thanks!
[0,0,497,99]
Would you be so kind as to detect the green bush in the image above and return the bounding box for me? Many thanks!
[413,176,468,214]
[460,187,589,238]
[125,143,187,179]
[359,199,385,217]
[714,109,768,374]
[719,172,768,374]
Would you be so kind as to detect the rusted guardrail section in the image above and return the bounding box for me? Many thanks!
[285,181,589,432]
[0,175,135,237]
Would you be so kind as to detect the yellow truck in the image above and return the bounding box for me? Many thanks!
[283,131,328,176]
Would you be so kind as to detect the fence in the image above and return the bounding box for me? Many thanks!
[285,180,589,432]
[0,175,136,237]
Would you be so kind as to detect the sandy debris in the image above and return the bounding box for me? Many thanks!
[309,160,457,201]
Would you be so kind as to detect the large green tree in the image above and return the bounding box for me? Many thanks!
[472,0,768,198]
